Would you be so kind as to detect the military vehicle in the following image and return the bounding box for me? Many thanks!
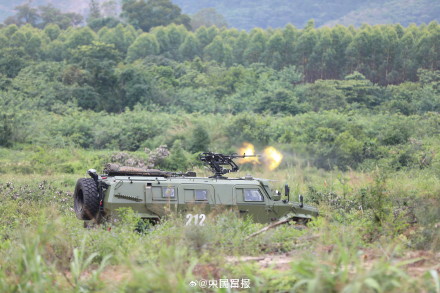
[73,152,318,225]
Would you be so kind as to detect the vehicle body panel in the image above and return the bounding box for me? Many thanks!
[99,175,318,224]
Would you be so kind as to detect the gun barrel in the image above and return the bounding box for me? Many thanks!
[232,153,261,158]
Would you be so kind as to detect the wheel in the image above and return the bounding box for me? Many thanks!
[287,217,309,230]
[73,178,100,221]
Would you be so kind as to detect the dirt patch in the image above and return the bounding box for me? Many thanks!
[226,250,306,271]
[193,263,222,280]
[403,251,440,276]
[100,265,131,283]
[226,248,440,277]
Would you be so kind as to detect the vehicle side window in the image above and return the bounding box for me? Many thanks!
[244,189,263,202]
[195,189,208,201]
[162,187,175,198]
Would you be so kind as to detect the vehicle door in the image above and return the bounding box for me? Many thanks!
[178,184,215,226]
[234,185,270,223]
[145,180,179,217]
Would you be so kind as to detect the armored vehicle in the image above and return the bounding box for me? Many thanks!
[73,152,318,225]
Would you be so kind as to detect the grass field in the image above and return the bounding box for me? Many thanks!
[0,147,439,292]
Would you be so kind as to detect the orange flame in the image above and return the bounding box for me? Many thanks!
[237,143,283,170]
[262,146,283,171]
[237,142,260,164]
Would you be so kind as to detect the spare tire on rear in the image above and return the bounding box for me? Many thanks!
[73,178,100,220]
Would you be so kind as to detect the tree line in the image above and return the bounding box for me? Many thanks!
[0,20,439,114]
[0,20,439,84]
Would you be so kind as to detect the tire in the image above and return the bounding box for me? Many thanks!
[73,178,100,220]
[293,217,310,226]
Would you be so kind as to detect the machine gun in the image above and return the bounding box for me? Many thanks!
[199,152,260,179]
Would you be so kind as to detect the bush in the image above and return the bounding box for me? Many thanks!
[159,140,191,171]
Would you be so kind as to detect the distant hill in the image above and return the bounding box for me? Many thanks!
[1,0,439,30]
[0,0,90,24]
[323,0,440,27]
[173,0,440,29]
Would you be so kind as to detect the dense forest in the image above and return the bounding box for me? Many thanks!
[0,15,439,172]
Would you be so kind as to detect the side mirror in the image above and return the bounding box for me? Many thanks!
[273,190,281,201]
[299,194,304,208]
[87,169,98,180]
[87,169,99,185]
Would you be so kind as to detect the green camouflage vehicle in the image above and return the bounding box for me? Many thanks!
[73,152,318,225]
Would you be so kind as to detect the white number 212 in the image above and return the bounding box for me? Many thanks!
[185,214,206,226]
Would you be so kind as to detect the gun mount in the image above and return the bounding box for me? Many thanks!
[199,152,260,179]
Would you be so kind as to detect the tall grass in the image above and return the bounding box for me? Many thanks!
[0,147,439,291]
